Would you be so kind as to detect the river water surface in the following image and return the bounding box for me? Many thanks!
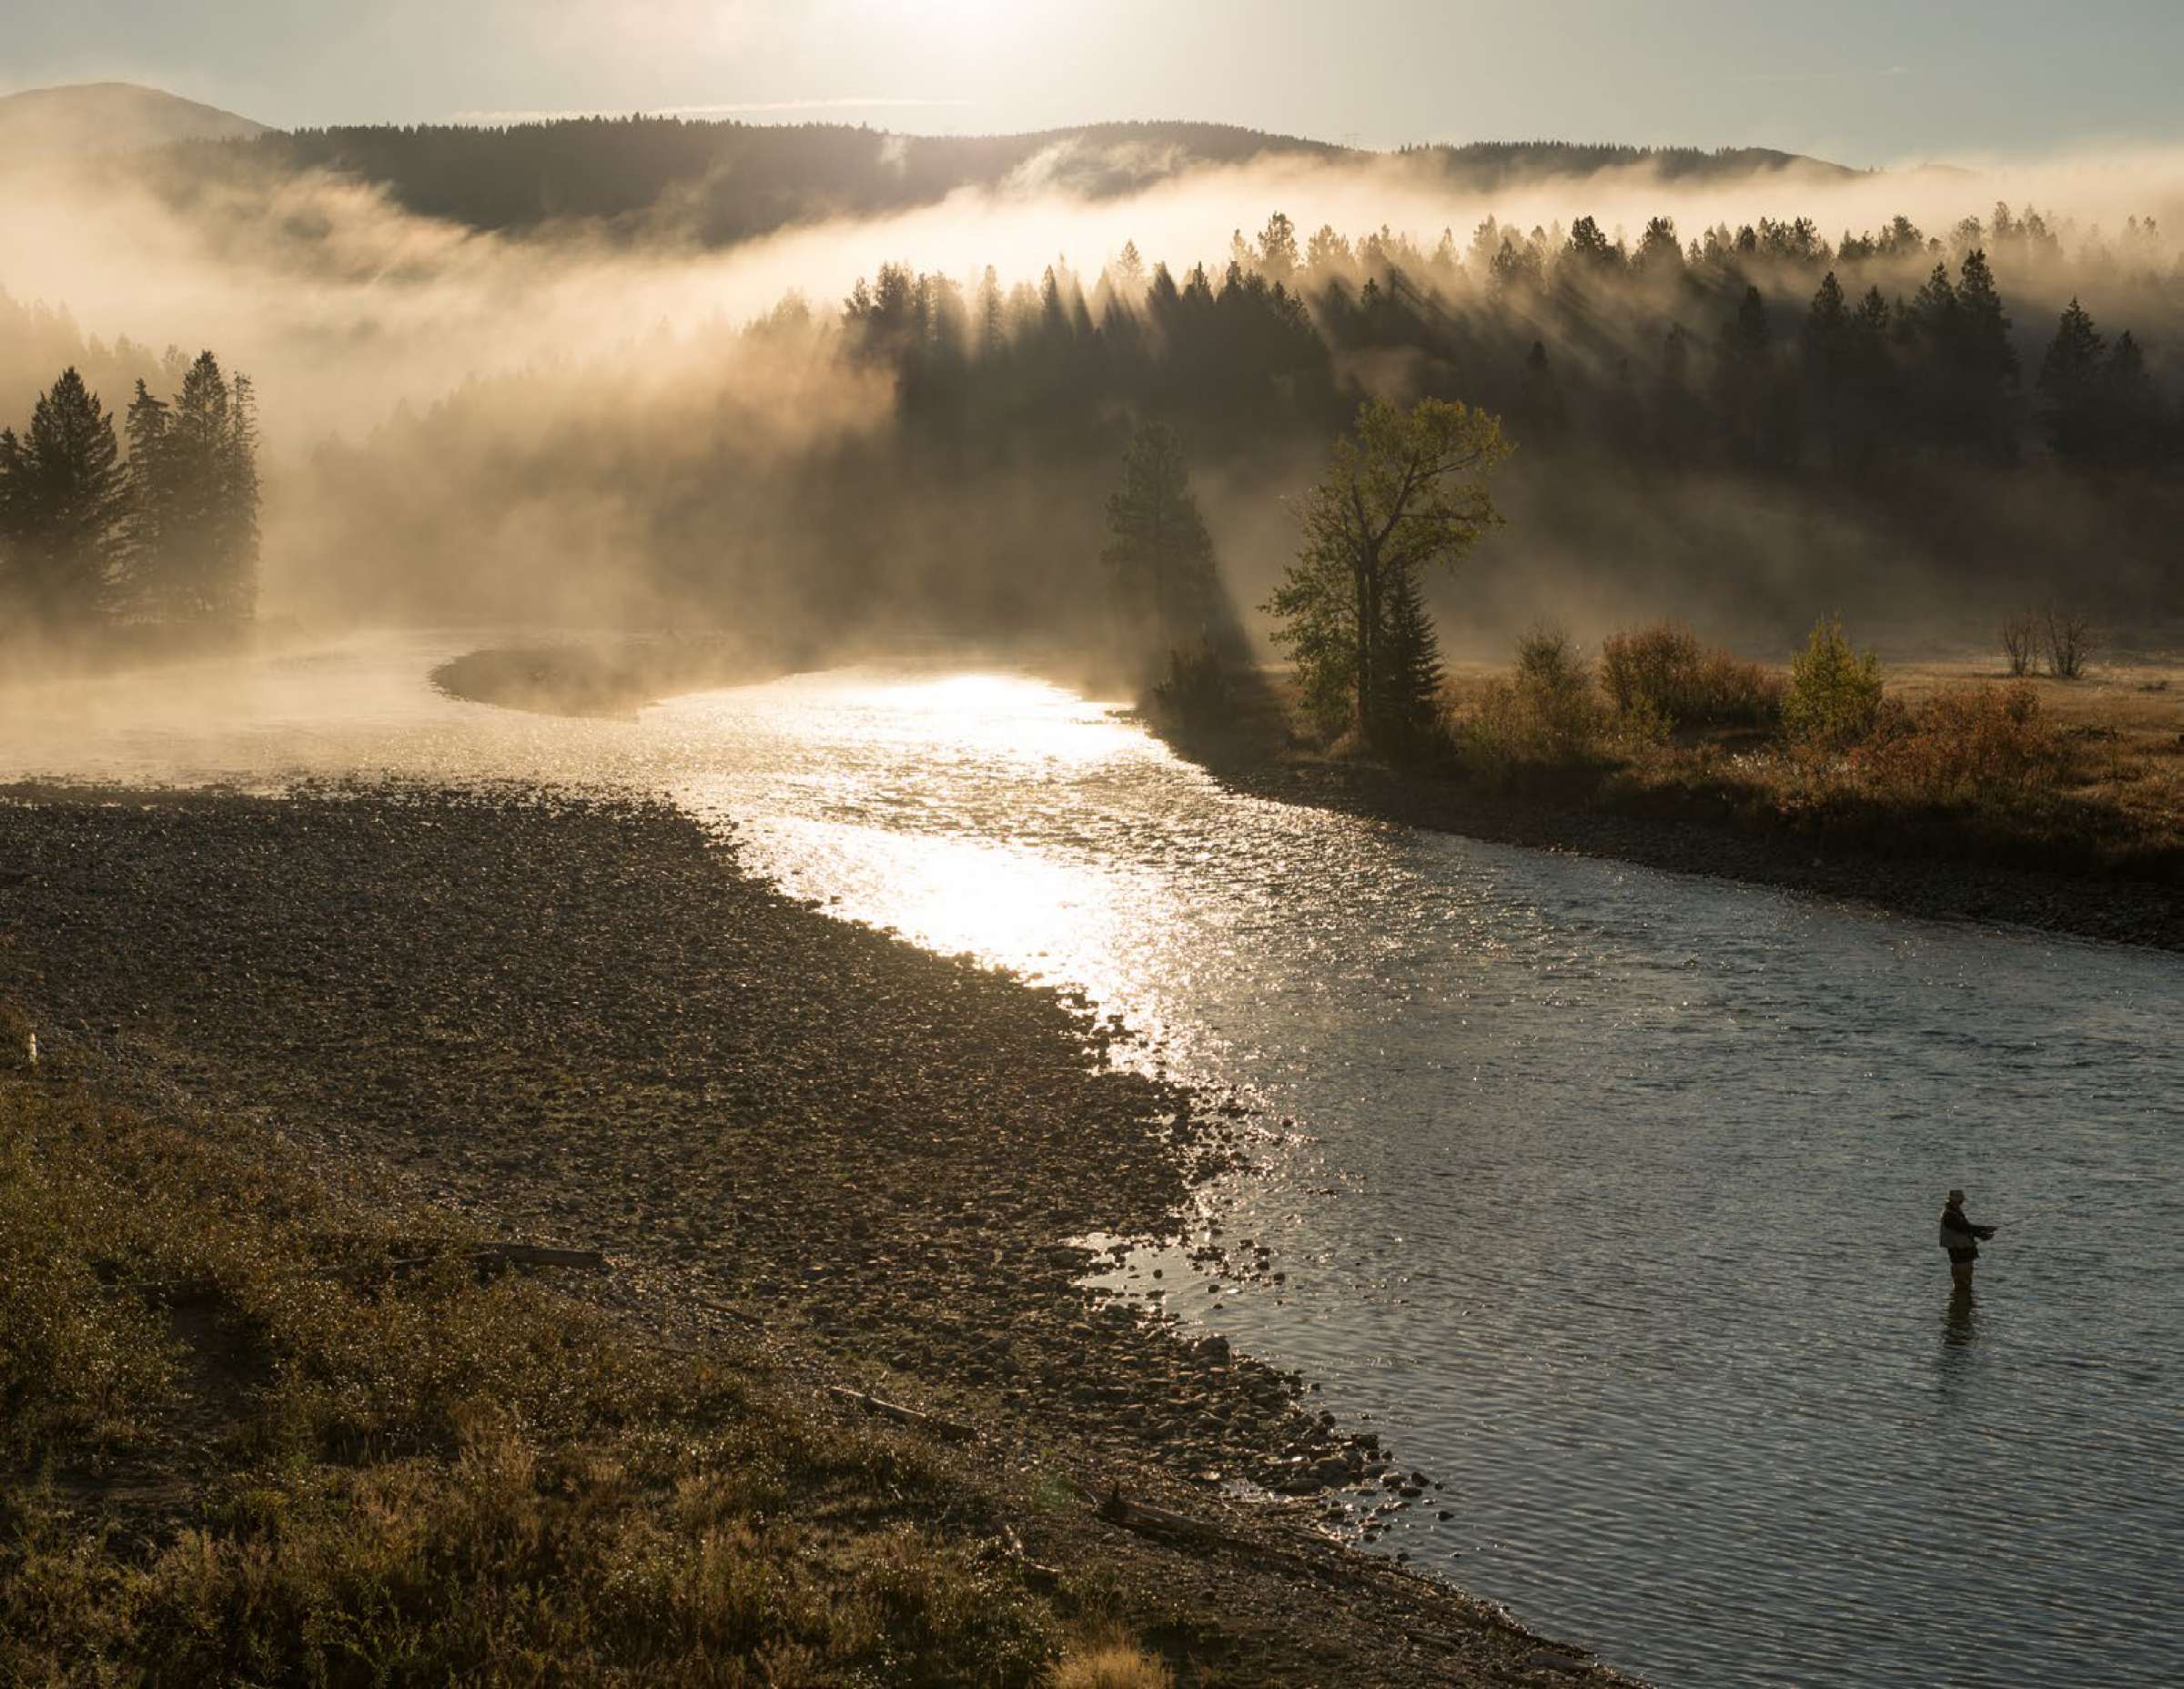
[5,634,2179,1689]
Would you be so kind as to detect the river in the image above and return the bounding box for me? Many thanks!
[5,633,2179,1688]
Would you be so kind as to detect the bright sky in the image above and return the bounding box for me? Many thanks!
[9,0,2184,166]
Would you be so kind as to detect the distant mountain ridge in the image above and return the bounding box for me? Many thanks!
[0,81,268,155]
[153,113,1856,248]
[6,83,1857,252]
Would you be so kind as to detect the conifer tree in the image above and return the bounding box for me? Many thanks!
[1909,264,1958,342]
[1843,285,1899,468]
[2037,298,2107,460]
[1949,249,2018,458]
[1953,251,2016,383]
[127,350,262,622]
[122,379,173,589]
[1803,271,1852,464]
[1372,562,1445,753]
[1562,215,1620,278]
[1101,420,1218,646]
[1713,286,1773,462]
[1633,216,1683,277]
[0,367,127,628]
[2102,330,2164,466]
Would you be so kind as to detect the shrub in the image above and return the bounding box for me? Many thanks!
[1458,626,1608,774]
[2041,602,2099,679]
[1783,616,1884,748]
[1859,683,2064,806]
[2000,609,2039,676]
[1147,641,1231,732]
[1513,626,1605,759]
[1599,621,1782,731]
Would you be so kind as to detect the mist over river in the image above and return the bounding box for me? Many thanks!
[5,633,2179,1688]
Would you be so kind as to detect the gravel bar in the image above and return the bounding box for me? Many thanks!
[0,784,1638,1686]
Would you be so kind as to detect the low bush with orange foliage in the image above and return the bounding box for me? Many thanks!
[1855,683,2066,807]
[1600,622,1783,732]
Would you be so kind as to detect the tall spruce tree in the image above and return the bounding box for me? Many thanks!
[1803,271,1853,466]
[130,350,261,621]
[2037,298,2107,460]
[1950,249,2018,459]
[1100,420,1219,649]
[1372,562,1445,753]
[0,368,128,628]
[2102,331,2165,466]
[122,379,173,578]
[1713,286,1773,463]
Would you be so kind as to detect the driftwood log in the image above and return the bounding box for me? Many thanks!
[824,1385,977,1442]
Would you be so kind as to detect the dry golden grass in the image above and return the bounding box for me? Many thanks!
[1262,638,2184,875]
[1878,653,2184,844]
[1048,1643,1178,1689]
[0,1065,1152,1687]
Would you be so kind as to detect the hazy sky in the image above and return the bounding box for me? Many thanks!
[8,1,2184,166]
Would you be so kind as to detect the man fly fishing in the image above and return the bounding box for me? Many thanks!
[1939,1189,1997,1293]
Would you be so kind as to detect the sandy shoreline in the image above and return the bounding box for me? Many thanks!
[0,784,1635,1685]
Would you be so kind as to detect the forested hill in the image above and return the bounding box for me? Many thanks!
[1402,140,1860,189]
[164,118,1342,242]
[157,116,1852,246]
[0,82,267,156]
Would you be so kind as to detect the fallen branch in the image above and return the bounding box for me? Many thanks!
[824,1385,977,1442]
[996,1522,1062,1591]
[462,1242,607,1272]
[1095,1484,1242,1547]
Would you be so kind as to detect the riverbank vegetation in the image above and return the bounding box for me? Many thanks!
[1242,618,2184,885]
[0,1055,1177,1686]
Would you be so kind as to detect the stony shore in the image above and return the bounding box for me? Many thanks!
[0,785,1634,1686]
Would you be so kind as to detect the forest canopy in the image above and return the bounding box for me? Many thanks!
[3,120,2179,662]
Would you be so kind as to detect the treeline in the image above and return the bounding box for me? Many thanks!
[279,197,2182,650]
[0,352,259,632]
[827,203,2181,477]
[1393,140,1851,187]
